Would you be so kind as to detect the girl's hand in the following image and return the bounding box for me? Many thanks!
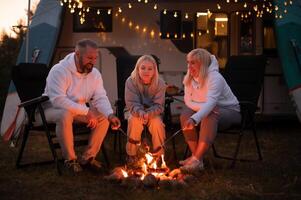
[138,110,147,124]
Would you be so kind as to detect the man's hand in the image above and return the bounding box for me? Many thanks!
[108,114,121,130]
[183,118,196,130]
[87,109,99,129]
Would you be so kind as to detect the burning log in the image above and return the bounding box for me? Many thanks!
[104,139,198,189]
[168,168,182,178]
[142,174,158,187]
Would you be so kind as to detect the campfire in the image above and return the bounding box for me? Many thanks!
[104,141,198,189]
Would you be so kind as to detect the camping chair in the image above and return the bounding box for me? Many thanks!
[212,55,266,168]
[12,63,109,175]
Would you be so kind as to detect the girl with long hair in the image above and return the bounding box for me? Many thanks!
[124,55,166,164]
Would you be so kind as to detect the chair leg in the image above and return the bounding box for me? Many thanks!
[38,106,61,175]
[230,132,243,168]
[252,126,263,160]
[212,143,219,157]
[101,145,110,168]
[16,125,30,168]
[44,130,61,175]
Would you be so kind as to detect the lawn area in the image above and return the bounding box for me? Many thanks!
[0,118,301,200]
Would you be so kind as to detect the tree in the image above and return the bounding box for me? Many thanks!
[0,22,24,119]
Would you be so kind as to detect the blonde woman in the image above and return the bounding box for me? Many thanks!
[124,55,167,163]
[180,48,241,172]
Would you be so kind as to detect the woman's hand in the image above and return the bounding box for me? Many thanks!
[183,118,196,130]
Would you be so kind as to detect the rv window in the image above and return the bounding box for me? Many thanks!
[263,19,277,56]
[73,7,113,32]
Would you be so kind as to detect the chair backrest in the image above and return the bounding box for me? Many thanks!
[222,55,267,105]
[12,63,49,115]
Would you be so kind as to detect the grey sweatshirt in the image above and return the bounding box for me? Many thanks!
[125,77,166,118]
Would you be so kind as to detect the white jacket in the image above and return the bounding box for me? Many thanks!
[43,53,113,117]
[184,55,240,124]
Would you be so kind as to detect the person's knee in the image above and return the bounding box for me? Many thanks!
[58,109,74,123]
[128,116,144,127]
[180,109,193,125]
[148,116,164,128]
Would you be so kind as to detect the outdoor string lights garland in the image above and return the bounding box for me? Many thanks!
[59,0,294,38]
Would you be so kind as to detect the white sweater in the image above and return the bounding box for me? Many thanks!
[43,53,113,117]
[184,55,240,124]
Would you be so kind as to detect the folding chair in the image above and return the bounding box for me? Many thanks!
[12,63,109,175]
[212,55,266,168]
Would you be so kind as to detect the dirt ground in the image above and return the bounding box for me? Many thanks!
[0,117,301,200]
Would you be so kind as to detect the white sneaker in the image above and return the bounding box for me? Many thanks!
[180,156,204,173]
[179,156,193,166]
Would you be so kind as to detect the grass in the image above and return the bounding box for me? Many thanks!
[0,118,301,200]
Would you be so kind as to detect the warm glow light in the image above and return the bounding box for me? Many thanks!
[215,17,228,22]
[150,30,155,37]
[196,12,207,17]
[121,169,128,178]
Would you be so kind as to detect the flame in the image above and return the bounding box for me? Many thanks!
[161,155,167,168]
[151,162,157,169]
[112,150,171,181]
[121,169,128,178]
[145,153,153,164]
[142,163,148,174]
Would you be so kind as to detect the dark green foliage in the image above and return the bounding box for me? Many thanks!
[0,29,24,121]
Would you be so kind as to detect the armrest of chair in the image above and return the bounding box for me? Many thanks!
[19,95,49,108]
[239,101,257,112]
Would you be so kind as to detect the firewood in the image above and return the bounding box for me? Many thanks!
[169,168,181,178]
[142,174,158,187]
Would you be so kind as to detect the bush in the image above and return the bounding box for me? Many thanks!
[0,33,23,121]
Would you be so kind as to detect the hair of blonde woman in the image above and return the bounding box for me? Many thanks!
[130,55,159,94]
[183,48,212,87]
